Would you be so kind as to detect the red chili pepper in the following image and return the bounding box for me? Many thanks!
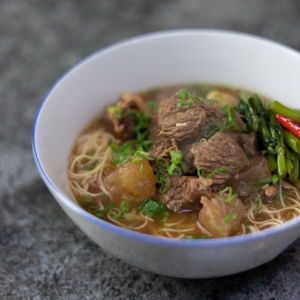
[276,114,300,139]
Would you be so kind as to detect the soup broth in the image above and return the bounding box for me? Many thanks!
[69,84,300,239]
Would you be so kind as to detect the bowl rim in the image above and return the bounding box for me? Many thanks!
[32,29,300,248]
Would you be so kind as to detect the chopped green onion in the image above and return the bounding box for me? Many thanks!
[111,141,135,165]
[207,166,228,179]
[197,168,205,177]
[170,150,183,165]
[224,213,237,223]
[175,89,202,108]
[132,149,151,163]
[120,199,131,213]
[219,186,237,205]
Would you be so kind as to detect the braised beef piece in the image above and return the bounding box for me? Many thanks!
[231,156,271,198]
[202,104,226,136]
[229,132,259,157]
[152,94,225,168]
[191,132,249,187]
[178,140,196,173]
[150,138,178,158]
[199,194,246,237]
[157,95,207,141]
[107,92,145,140]
[160,176,213,212]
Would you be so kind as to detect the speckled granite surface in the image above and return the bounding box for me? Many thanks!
[1,1,300,299]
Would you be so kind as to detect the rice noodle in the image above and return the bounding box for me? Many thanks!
[244,180,300,234]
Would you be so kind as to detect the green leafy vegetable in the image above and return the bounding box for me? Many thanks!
[267,155,277,172]
[271,101,300,123]
[221,105,243,132]
[289,157,299,182]
[139,199,169,222]
[224,213,237,223]
[238,94,298,180]
[255,175,279,187]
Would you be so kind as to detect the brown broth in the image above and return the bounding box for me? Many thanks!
[68,84,300,239]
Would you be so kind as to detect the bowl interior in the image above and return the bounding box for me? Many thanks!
[34,30,300,203]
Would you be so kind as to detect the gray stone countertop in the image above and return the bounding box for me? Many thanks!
[1,1,300,299]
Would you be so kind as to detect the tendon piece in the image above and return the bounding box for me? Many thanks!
[199,195,246,237]
[104,160,156,200]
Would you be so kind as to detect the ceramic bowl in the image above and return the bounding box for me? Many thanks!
[33,30,300,278]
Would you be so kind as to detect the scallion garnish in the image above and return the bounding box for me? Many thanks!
[224,213,237,223]
[207,166,228,179]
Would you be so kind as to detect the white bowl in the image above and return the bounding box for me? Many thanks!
[33,30,300,278]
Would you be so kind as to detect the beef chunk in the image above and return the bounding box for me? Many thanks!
[229,132,259,157]
[232,156,271,198]
[107,92,145,139]
[149,116,179,158]
[157,95,207,141]
[198,195,246,237]
[204,104,225,127]
[160,176,213,212]
[178,140,197,173]
[150,138,178,158]
[191,132,249,186]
